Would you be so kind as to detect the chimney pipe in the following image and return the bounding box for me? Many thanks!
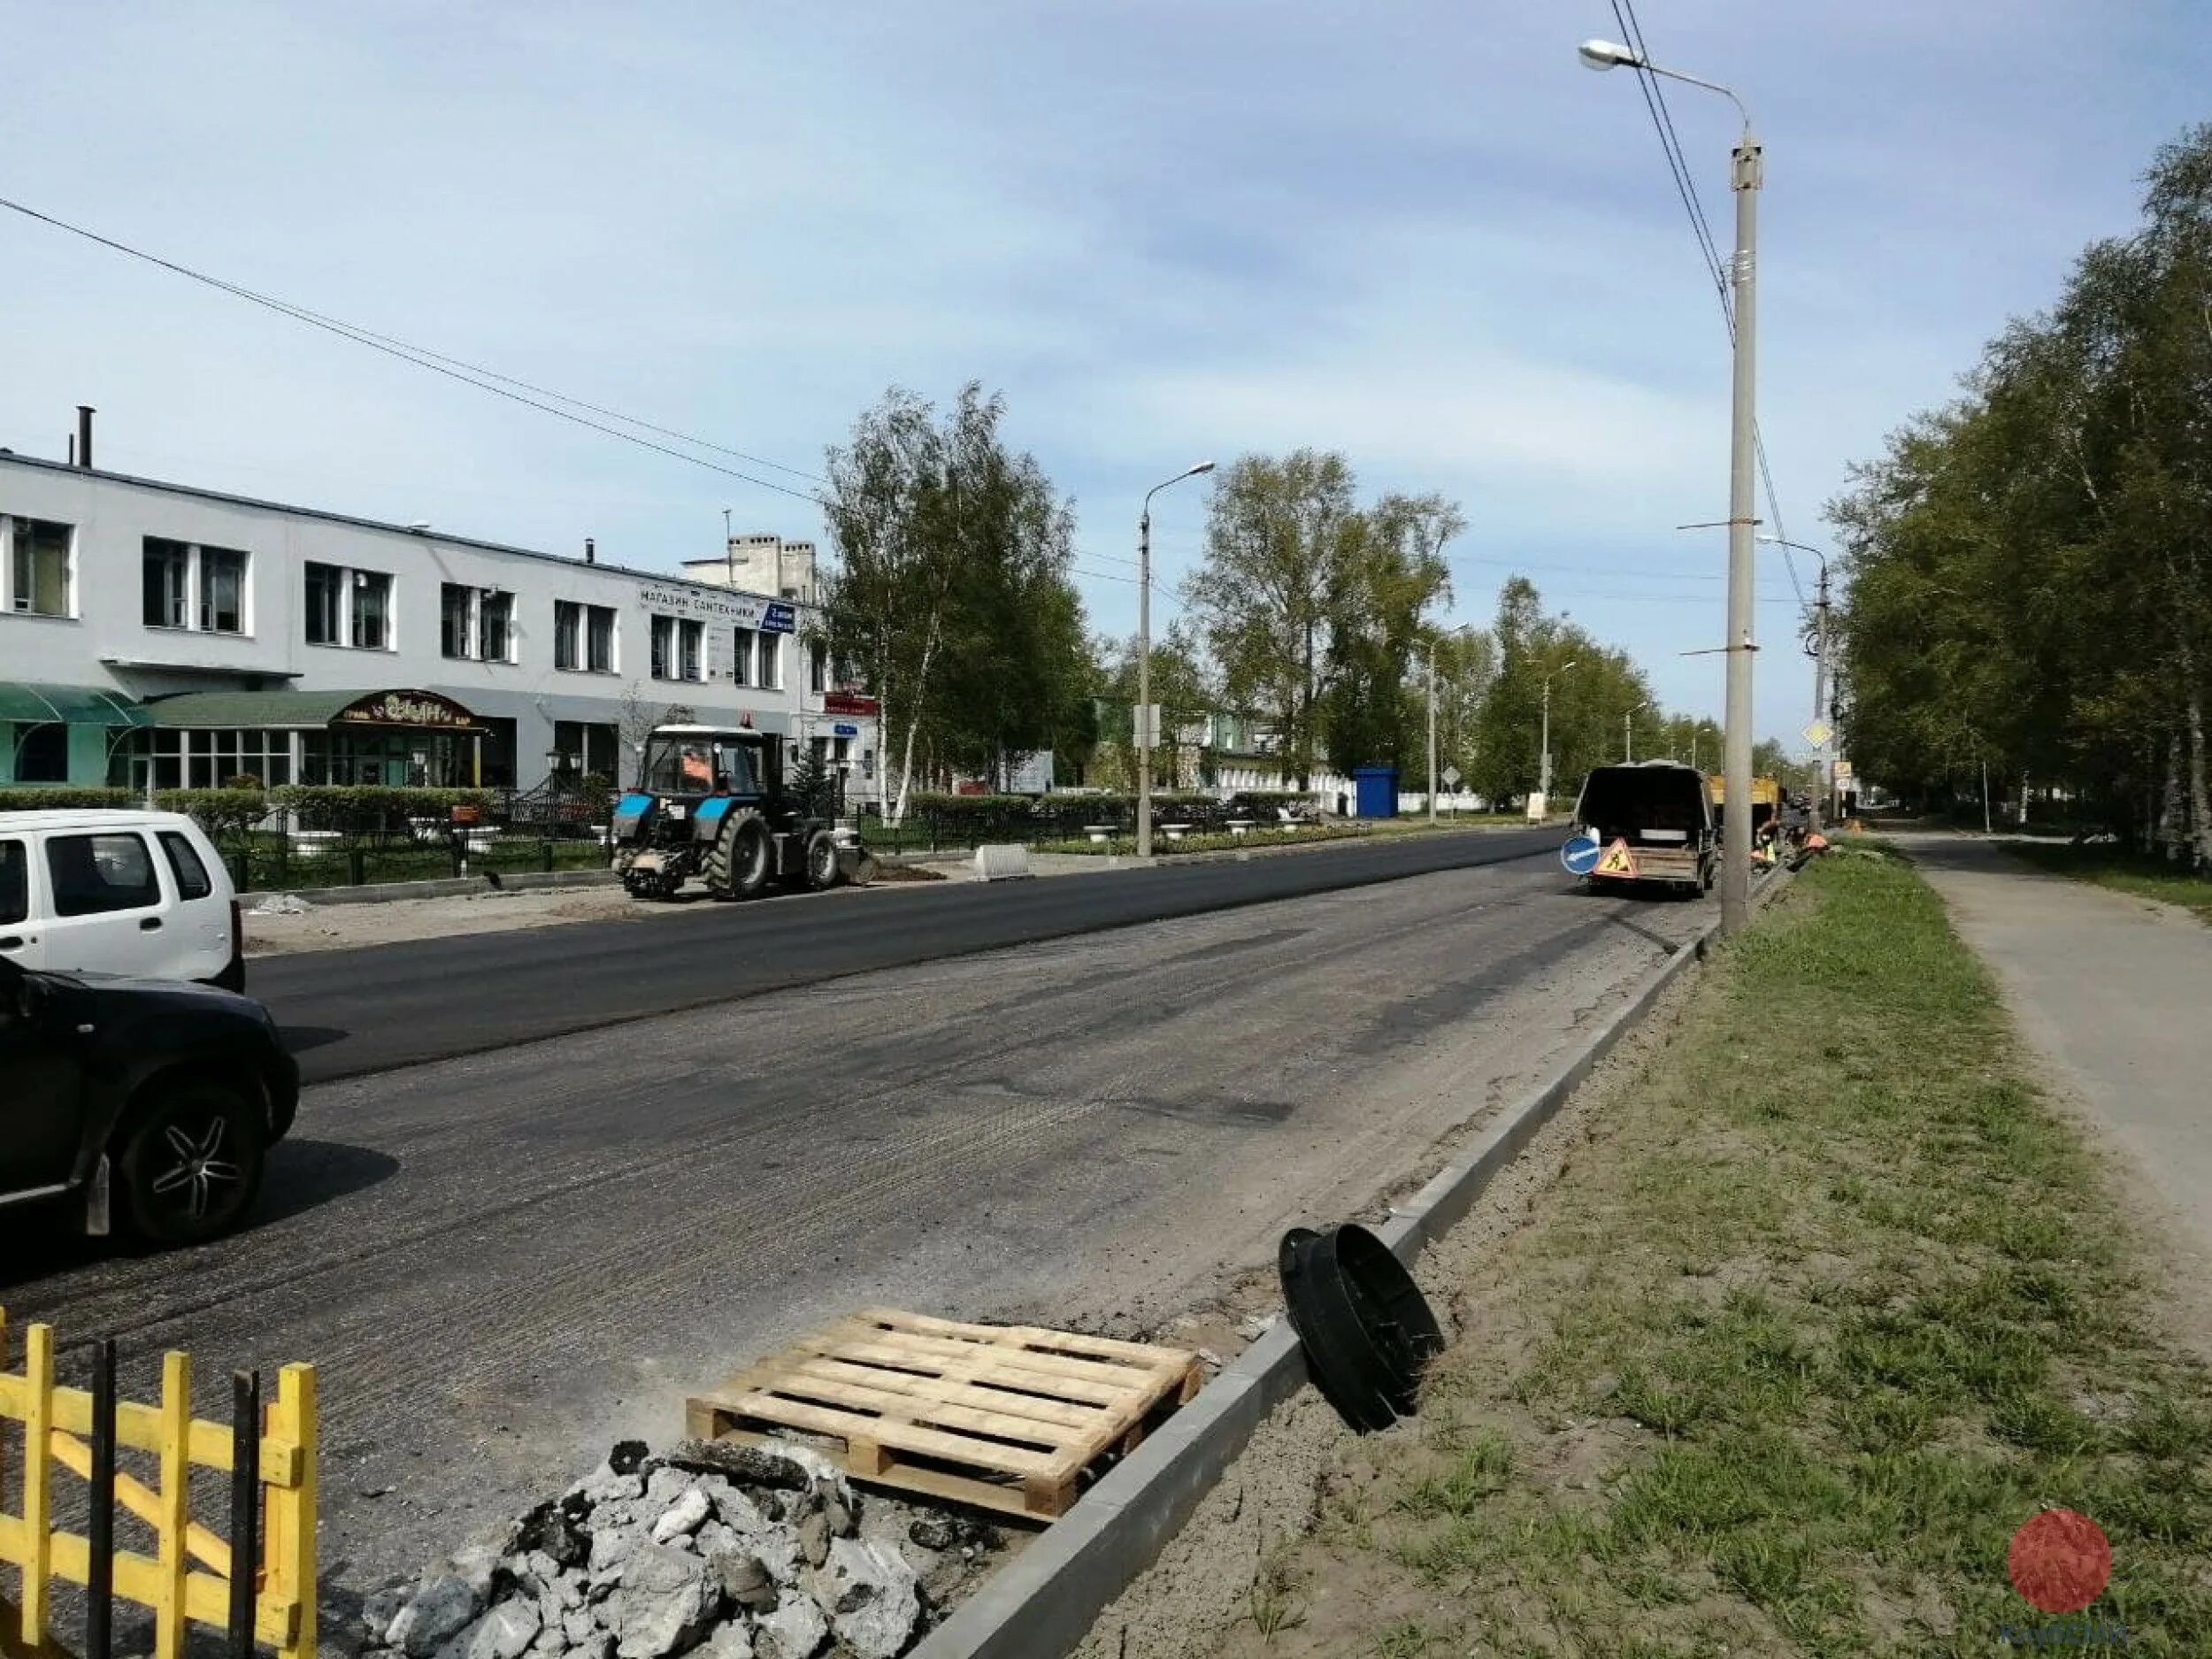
[76,405,95,470]
[584,537,596,565]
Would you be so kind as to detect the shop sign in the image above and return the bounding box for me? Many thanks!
[334,689,480,730]
[637,584,802,632]
[823,692,879,717]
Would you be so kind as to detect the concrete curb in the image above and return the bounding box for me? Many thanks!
[241,867,618,907]
[910,902,1746,1659]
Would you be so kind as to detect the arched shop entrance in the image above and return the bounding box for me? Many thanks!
[141,687,491,788]
[0,682,154,786]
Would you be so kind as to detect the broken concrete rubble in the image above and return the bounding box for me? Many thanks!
[359,1440,996,1659]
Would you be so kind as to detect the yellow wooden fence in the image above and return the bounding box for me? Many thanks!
[0,1312,316,1659]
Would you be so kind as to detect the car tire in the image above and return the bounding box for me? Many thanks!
[117,1079,266,1247]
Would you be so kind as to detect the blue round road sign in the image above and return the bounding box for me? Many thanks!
[1560,832,1601,875]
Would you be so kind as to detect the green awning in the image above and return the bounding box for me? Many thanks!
[147,688,486,732]
[0,682,153,728]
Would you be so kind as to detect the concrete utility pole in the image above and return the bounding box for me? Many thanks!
[1137,462,1215,858]
[1582,37,1759,933]
[1624,700,1648,763]
[1761,536,1832,837]
[1540,659,1579,811]
[1427,640,1439,825]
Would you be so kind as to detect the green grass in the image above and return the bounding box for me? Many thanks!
[1212,846,2212,1658]
[2006,840,2212,924]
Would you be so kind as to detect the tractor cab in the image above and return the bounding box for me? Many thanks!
[611,724,872,901]
[637,726,774,806]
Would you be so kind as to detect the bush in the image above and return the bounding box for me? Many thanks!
[0,787,135,811]
[153,787,271,842]
[269,785,498,836]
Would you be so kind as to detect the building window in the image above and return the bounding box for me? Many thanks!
[809,641,827,694]
[756,631,780,690]
[350,569,392,649]
[479,592,513,663]
[554,600,581,671]
[144,537,190,628]
[679,619,703,681]
[199,546,248,634]
[13,723,67,782]
[305,562,342,645]
[7,516,73,617]
[442,582,473,658]
[146,727,295,790]
[585,604,616,673]
[552,719,618,782]
[732,626,755,687]
[650,615,675,680]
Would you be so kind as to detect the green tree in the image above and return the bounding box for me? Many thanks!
[1470,579,1651,807]
[1182,451,1360,790]
[1317,495,1460,776]
[818,383,1085,816]
[1088,622,1214,789]
[1831,124,2212,859]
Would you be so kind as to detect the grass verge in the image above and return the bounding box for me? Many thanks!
[2005,840,2212,925]
[1212,846,2212,1658]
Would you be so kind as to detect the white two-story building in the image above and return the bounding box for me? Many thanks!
[0,442,879,801]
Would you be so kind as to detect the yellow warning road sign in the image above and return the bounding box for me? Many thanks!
[1595,837,1640,877]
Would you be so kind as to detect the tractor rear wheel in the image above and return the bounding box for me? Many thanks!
[705,808,772,899]
[803,829,841,891]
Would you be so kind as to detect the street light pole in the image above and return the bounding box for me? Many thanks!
[1540,659,1579,812]
[1582,37,1759,933]
[1624,701,1647,763]
[1137,462,1216,858]
[1759,535,1832,837]
[1426,640,1439,825]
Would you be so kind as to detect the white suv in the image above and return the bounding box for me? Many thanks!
[0,810,244,989]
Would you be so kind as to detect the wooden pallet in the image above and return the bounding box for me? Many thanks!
[685,1309,1202,1520]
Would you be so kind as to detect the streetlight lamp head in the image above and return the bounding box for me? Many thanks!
[1188,460,1217,477]
[1578,37,1643,71]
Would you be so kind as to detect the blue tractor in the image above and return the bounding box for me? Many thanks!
[610,725,875,901]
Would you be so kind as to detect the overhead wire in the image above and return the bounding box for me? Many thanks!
[0,190,831,502]
[1611,0,1808,610]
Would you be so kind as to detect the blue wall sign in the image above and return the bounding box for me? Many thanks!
[832,722,859,737]
[760,601,797,634]
[1560,832,1602,876]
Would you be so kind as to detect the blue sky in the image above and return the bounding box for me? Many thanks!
[3,1,2204,746]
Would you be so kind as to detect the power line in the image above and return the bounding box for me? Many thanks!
[0,190,832,501]
[1612,1,1806,609]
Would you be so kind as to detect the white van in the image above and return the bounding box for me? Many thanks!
[0,810,244,989]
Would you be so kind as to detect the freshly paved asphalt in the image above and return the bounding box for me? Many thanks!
[257,827,1559,1080]
[1,829,1709,1606]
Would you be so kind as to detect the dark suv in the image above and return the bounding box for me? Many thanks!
[0,953,298,1246]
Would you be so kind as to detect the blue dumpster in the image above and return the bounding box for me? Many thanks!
[1352,765,1398,819]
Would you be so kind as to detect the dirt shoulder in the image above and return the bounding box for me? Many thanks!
[1081,846,2212,1657]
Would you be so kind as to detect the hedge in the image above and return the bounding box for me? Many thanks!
[0,784,499,837]
[267,786,498,833]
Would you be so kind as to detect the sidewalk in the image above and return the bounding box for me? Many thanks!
[1896,832,2212,1263]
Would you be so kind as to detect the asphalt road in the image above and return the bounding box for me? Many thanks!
[257,826,1559,1080]
[2,834,1708,1614]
